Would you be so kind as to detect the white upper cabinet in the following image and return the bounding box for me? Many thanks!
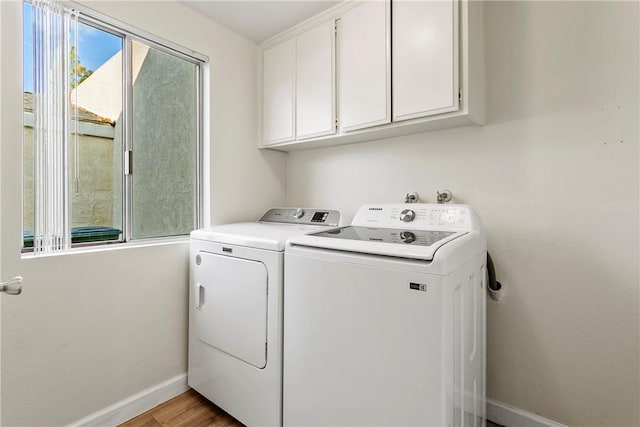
[260,0,484,151]
[262,38,296,145]
[337,0,391,132]
[296,20,336,140]
[392,0,458,121]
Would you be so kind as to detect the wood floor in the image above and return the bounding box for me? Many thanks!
[119,389,503,427]
[119,389,244,427]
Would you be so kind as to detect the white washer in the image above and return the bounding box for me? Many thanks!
[284,203,487,426]
[188,208,341,426]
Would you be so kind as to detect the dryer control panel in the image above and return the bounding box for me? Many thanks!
[351,204,472,231]
[259,208,341,227]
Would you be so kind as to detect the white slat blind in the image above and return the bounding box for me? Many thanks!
[31,0,77,254]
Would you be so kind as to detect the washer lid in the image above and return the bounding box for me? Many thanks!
[288,227,467,261]
[191,222,326,251]
[311,226,458,247]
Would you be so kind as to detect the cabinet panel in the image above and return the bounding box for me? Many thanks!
[263,38,296,145]
[392,0,458,122]
[337,0,390,132]
[296,20,335,140]
[259,0,484,151]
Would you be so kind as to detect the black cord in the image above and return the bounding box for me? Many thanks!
[487,252,502,292]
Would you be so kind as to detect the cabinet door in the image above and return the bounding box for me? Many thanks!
[337,0,390,132]
[392,0,458,122]
[263,38,296,145]
[296,20,335,140]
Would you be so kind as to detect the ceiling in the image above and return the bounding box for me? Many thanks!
[180,1,340,43]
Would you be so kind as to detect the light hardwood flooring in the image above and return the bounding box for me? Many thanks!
[119,389,243,427]
[119,389,503,427]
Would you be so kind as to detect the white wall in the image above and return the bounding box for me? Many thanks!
[286,2,639,426]
[0,1,285,425]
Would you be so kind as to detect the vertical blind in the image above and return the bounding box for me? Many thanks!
[31,0,78,254]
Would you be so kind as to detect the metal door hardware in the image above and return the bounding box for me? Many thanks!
[0,276,23,295]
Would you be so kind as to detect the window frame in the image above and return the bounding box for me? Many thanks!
[22,1,207,252]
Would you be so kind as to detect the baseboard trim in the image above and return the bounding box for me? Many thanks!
[67,373,189,427]
[66,378,567,427]
[487,399,568,427]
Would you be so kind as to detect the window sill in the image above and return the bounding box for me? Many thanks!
[20,235,190,260]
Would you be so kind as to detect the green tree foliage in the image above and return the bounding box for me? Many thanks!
[70,46,93,88]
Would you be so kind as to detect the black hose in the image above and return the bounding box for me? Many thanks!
[487,252,502,292]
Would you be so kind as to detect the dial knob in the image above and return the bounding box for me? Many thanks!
[399,209,416,222]
[293,208,305,219]
[400,231,416,243]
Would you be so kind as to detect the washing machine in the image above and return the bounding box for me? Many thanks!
[284,203,486,426]
[188,207,341,426]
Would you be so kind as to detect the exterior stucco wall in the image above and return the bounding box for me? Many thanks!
[131,47,196,239]
[23,118,118,233]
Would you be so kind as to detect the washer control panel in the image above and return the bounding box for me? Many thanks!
[259,208,341,227]
[351,204,472,230]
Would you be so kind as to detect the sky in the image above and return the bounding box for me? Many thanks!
[23,2,123,93]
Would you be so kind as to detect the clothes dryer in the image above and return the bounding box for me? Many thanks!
[189,208,340,426]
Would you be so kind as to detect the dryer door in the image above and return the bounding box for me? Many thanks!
[194,251,268,368]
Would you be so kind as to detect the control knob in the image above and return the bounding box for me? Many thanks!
[400,231,416,244]
[293,208,305,219]
[399,209,416,222]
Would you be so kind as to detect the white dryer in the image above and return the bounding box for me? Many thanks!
[188,208,341,426]
[284,204,487,426]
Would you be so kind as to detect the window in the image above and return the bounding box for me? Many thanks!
[131,41,198,239]
[23,0,205,253]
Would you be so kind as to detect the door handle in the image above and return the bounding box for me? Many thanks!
[196,283,205,310]
[0,276,22,295]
